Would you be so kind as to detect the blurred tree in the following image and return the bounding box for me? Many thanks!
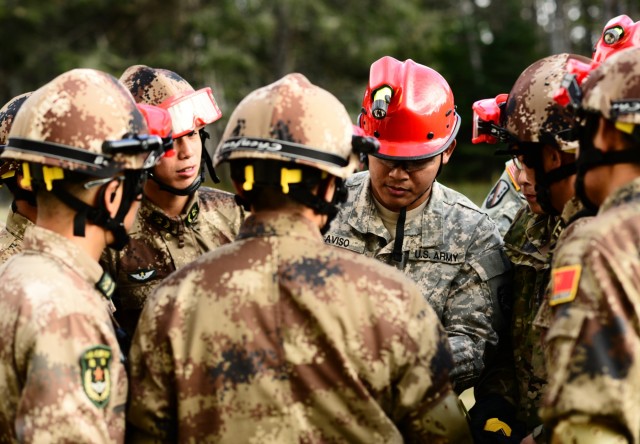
[0,0,637,188]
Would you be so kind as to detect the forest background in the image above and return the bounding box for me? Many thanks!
[1,0,638,204]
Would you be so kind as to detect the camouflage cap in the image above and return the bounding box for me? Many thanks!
[213,73,358,179]
[119,65,194,106]
[0,92,32,178]
[582,47,640,125]
[504,53,592,151]
[2,69,154,175]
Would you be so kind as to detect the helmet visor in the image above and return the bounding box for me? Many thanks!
[161,87,222,138]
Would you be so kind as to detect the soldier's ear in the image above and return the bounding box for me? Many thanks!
[103,179,123,217]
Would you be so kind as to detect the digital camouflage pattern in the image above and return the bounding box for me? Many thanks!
[325,172,509,392]
[475,205,557,432]
[128,212,471,443]
[100,187,244,338]
[213,73,359,179]
[503,53,591,151]
[0,208,33,265]
[540,178,640,443]
[0,92,32,178]
[480,159,526,237]
[0,225,127,443]
[1,69,151,173]
[120,64,196,107]
[580,47,640,125]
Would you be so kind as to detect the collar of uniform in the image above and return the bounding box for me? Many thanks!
[237,211,323,242]
[345,172,443,246]
[599,176,640,214]
[22,225,104,288]
[559,195,585,226]
[5,208,32,241]
[140,193,200,234]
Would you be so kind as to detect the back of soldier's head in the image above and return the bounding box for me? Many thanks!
[2,68,166,248]
[214,73,365,216]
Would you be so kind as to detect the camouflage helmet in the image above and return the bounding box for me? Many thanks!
[119,65,222,138]
[504,53,592,151]
[2,69,160,177]
[214,73,358,179]
[581,46,640,125]
[0,92,32,178]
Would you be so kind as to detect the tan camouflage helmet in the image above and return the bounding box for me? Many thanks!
[213,73,358,179]
[120,65,195,107]
[0,92,32,178]
[581,46,640,126]
[504,53,592,152]
[2,69,158,176]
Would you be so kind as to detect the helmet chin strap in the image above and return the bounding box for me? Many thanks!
[38,169,146,251]
[575,128,640,213]
[390,153,441,269]
[148,129,219,196]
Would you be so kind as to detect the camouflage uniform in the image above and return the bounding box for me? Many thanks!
[474,205,557,429]
[0,225,127,443]
[325,172,509,391]
[540,178,640,442]
[128,212,466,443]
[0,207,32,265]
[481,159,526,237]
[100,187,244,337]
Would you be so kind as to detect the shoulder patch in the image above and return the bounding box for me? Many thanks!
[549,265,582,306]
[80,345,112,408]
[127,269,157,283]
[505,162,521,191]
[484,179,510,209]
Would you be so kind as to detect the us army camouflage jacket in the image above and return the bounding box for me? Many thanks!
[540,180,640,442]
[481,161,526,237]
[100,187,245,337]
[128,212,469,443]
[474,206,558,433]
[0,207,32,265]
[324,172,510,392]
[0,225,127,443]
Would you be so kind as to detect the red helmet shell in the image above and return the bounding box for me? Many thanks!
[359,56,460,160]
[593,15,640,64]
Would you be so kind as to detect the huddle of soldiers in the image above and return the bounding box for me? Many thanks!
[0,12,638,444]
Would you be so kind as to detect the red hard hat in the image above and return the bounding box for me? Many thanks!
[593,15,640,64]
[358,56,460,160]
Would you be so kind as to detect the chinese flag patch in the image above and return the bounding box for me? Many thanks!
[549,265,582,306]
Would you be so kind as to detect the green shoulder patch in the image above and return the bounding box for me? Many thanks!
[79,345,112,408]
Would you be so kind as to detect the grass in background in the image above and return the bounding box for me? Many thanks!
[442,180,495,207]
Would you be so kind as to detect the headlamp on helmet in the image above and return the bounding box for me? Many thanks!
[160,87,222,139]
[472,93,509,144]
[593,15,640,64]
[555,15,640,109]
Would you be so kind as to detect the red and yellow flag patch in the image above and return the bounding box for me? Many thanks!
[549,265,582,306]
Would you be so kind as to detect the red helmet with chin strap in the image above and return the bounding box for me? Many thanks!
[358,56,460,160]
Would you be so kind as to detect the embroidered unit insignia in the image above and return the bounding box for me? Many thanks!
[80,345,112,408]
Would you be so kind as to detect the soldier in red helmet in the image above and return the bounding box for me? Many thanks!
[324,56,510,392]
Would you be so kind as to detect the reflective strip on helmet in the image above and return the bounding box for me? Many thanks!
[219,137,350,168]
[161,87,222,138]
[7,137,114,173]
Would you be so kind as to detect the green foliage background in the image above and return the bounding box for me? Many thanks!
[1,0,637,199]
